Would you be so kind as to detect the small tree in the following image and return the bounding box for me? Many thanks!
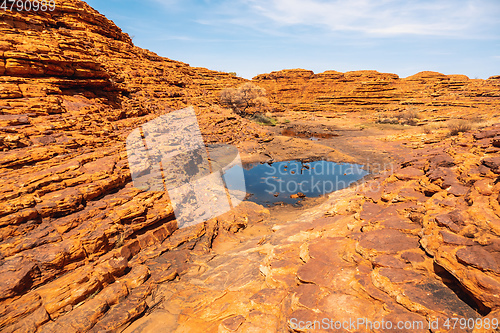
[220,83,269,115]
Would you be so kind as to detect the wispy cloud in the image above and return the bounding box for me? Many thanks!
[196,0,500,38]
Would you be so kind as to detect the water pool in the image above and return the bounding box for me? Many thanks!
[242,160,369,206]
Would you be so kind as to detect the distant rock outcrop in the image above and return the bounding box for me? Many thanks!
[1,1,500,332]
[253,69,500,121]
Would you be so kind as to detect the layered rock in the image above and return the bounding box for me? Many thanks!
[253,69,500,123]
[2,1,500,332]
[124,125,500,332]
[0,1,269,332]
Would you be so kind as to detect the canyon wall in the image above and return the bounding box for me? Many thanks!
[254,69,500,122]
[1,1,500,332]
[0,1,270,331]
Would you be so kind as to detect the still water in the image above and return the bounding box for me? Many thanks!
[242,160,369,206]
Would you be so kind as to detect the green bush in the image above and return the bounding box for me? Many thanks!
[253,114,277,126]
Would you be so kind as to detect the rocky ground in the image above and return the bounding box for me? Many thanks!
[1,1,500,332]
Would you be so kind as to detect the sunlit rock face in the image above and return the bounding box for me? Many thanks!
[1,1,500,332]
[253,69,500,120]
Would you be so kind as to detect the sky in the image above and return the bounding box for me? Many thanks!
[85,0,500,79]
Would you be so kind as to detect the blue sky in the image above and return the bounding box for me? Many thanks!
[85,0,500,79]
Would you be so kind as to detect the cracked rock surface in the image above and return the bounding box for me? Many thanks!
[1,1,500,332]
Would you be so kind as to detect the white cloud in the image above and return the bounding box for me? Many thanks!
[233,0,500,37]
[146,0,500,40]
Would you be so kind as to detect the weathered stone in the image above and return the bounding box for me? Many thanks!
[220,315,245,331]
[88,290,148,333]
[482,156,500,173]
[1,306,49,333]
[456,246,500,273]
[378,267,423,283]
[474,129,500,140]
[1,1,500,331]
[400,251,426,263]
[0,291,42,328]
[393,167,424,180]
[435,214,462,233]
[357,229,420,255]
[119,264,150,290]
[0,257,40,300]
[372,255,406,268]
[250,288,287,306]
[38,298,108,333]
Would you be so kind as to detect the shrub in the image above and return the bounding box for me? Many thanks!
[448,120,472,136]
[398,108,420,125]
[220,83,269,115]
[423,123,445,134]
[253,114,277,126]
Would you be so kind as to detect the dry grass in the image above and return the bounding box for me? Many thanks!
[399,108,420,125]
[422,122,446,134]
[447,120,472,136]
[377,108,421,126]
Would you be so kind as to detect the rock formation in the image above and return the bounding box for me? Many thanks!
[254,69,500,124]
[1,1,500,332]
[0,2,268,332]
[121,124,500,333]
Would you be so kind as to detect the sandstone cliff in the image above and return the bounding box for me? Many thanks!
[0,1,269,331]
[1,1,500,332]
[254,69,500,123]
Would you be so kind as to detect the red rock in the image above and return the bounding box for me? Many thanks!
[1,306,49,333]
[456,246,500,273]
[381,309,428,333]
[293,284,322,309]
[1,1,500,331]
[0,291,42,328]
[400,251,426,263]
[378,267,423,283]
[255,69,500,118]
[380,216,421,231]
[35,187,83,218]
[220,315,245,331]
[393,167,424,180]
[318,292,379,322]
[287,308,321,331]
[372,255,406,268]
[439,230,475,246]
[482,156,500,173]
[119,264,150,290]
[88,287,148,333]
[492,137,500,148]
[250,288,287,306]
[447,183,469,196]
[435,214,461,233]
[38,297,108,333]
[474,129,500,140]
[464,270,500,309]
[93,281,129,306]
[360,201,384,220]
[357,229,420,254]
[22,240,85,282]
[0,222,61,258]
[428,153,455,168]
[397,279,481,319]
[0,208,38,228]
[0,257,40,300]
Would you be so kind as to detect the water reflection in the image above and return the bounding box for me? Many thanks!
[243,160,369,206]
